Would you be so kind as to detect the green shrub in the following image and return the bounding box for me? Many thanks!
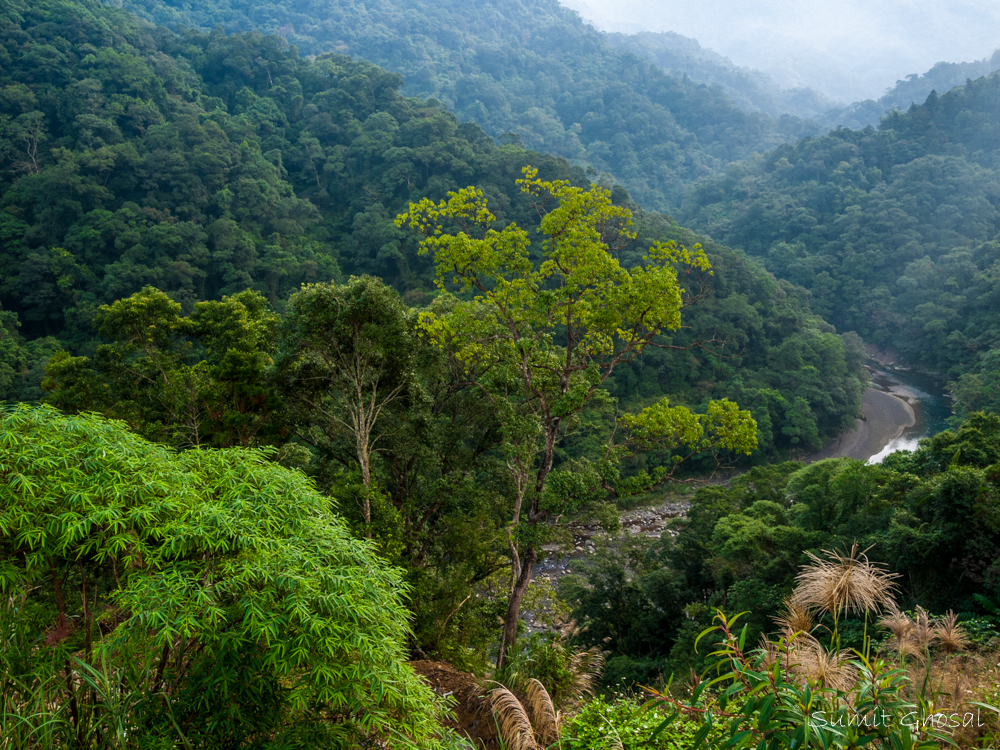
[957,615,1000,647]
[562,693,707,750]
[0,404,446,748]
[602,654,671,690]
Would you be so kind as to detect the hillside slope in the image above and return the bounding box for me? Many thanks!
[0,0,584,339]
[606,31,840,121]
[679,71,1000,416]
[604,30,1000,134]
[823,50,1000,129]
[0,0,865,455]
[113,0,822,211]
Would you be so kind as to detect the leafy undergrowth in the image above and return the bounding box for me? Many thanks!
[562,691,711,749]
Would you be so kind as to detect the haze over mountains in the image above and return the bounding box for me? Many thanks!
[605,30,841,121]
[560,0,1000,104]
[607,29,1000,130]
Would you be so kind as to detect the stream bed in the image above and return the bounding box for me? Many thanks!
[865,364,952,463]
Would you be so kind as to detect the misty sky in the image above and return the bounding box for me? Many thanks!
[560,0,1000,103]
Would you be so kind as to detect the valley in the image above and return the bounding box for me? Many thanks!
[3,1,1000,748]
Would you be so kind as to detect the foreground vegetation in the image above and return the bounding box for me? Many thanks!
[561,412,1000,687]
[10,401,1000,748]
[0,404,447,747]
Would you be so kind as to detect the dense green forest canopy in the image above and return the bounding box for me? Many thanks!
[679,71,1000,417]
[37,262,865,663]
[115,0,823,211]
[0,0,871,669]
[0,0,582,340]
[0,0,867,461]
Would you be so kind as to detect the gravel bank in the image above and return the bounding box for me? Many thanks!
[806,388,916,463]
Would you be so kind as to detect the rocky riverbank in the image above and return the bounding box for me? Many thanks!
[805,387,915,463]
[536,498,692,570]
[527,499,691,632]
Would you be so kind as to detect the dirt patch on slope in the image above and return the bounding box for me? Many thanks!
[411,660,498,748]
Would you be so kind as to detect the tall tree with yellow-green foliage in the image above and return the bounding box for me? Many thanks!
[398,168,758,667]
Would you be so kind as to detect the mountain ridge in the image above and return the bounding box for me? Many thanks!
[604,27,1000,132]
[822,50,1000,129]
[605,30,841,121]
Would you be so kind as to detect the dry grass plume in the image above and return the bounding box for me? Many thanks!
[794,543,898,620]
[789,635,857,691]
[935,610,970,655]
[524,678,560,747]
[488,684,537,750]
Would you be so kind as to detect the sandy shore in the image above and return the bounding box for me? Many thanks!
[806,389,916,463]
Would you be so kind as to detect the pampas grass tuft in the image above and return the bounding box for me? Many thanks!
[488,684,537,750]
[934,610,969,655]
[776,597,814,636]
[789,635,857,691]
[910,606,936,651]
[794,543,898,620]
[524,678,560,747]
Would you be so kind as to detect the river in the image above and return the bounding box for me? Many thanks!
[863,364,952,463]
[804,363,951,464]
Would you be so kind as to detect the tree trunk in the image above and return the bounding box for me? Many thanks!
[360,460,371,518]
[357,435,372,536]
[496,545,537,670]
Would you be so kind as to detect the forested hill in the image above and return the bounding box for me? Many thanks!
[112,0,822,211]
[0,0,575,339]
[0,0,867,457]
[823,50,1000,130]
[679,71,1000,418]
[605,31,840,122]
